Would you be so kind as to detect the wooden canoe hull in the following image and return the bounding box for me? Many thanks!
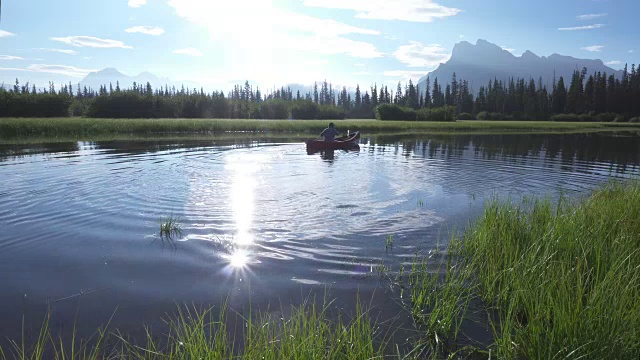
[305,131,361,151]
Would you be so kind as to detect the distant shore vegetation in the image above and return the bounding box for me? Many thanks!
[1,64,640,122]
[1,118,639,141]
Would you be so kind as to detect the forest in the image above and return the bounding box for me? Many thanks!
[1,64,639,122]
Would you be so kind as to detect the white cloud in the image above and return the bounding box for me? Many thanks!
[393,42,450,68]
[166,0,383,87]
[354,71,371,76]
[27,64,96,77]
[558,24,604,31]
[280,34,382,58]
[168,1,379,37]
[303,0,461,23]
[577,13,607,20]
[0,55,23,60]
[354,63,366,67]
[459,34,465,38]
[128,0,147,8]
[167,0,382,59]
[581,45,604,52]
[51,36,133,49]
[37,48,78,55]
[0,30,15,37]
[0,64,97,77]
[501,46,516,53]
[125,26,165,36]
[173,48,203,56]
[283,11,380,36]
[605,60,622,66]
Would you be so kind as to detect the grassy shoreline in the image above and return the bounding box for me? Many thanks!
[1,117,640,141]
[453,181,640,358]
[2,182,638,359]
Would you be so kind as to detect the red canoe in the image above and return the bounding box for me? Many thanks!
[305,131,361,151]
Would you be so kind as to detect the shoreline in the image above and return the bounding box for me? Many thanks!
[1,118,639,143]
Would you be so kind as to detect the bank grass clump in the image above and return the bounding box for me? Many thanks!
[1,296,386,359]
[241,296,383,360]
[407,250,475,357]
[460,181,640,359]
[4,309,115,360]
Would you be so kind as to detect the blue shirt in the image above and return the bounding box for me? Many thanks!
[320,127,339,142]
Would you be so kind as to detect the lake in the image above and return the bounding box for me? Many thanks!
[0,132,639,348]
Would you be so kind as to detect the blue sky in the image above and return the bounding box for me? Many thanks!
[0,0,637,90]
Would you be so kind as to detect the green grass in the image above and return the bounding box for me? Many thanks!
[378,181,640,359]
[159,214,182,238]
[1,297,386,360]
[1,118,639,141]
[456,181,640,359]
[406,253,475,358]
[385,234,394,252]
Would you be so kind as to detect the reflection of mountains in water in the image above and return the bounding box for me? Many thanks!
[365,133,640,173]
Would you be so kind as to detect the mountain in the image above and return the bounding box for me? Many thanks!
[79,68,197,92]
[418,39,623,92]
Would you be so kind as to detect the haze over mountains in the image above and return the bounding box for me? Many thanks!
[73,39,625,95]
[418,39,623,92]
[79,68,186,91]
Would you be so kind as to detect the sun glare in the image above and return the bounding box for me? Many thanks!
[221,152,271,271]
[225,249,250,268]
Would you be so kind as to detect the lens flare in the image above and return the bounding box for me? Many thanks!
[225,249,249,268]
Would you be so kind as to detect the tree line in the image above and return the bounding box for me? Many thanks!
[1,63,639,121]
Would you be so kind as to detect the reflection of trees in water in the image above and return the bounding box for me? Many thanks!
[0,137,300,161]
[2,133,639,174]
[0,142,81,162]
[368,133,640,173]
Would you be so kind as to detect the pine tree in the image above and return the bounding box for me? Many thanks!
[424,77,431,108]
[552,76,567,114]
[583,74,595,113]
[607,75,620,112]
[432,78,440,107]
[451,73,459,111]
[395,82,403,105]
[371,84,378,107]
[565,69,585,114]
[594,72,607,114]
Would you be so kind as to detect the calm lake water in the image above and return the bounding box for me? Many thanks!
[0,132,639,346]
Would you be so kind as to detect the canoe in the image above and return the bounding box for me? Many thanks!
[305,131,361,151]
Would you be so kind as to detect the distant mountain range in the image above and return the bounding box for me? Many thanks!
[78,69,321,95]
[418,39,623,92]
[17,39,625,97]
[79,68,202,91]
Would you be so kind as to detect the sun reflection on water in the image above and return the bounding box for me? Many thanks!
[222,152,271,270]
[224,249,249,268]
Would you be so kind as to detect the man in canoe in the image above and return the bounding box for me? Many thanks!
[320,122,340,142]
